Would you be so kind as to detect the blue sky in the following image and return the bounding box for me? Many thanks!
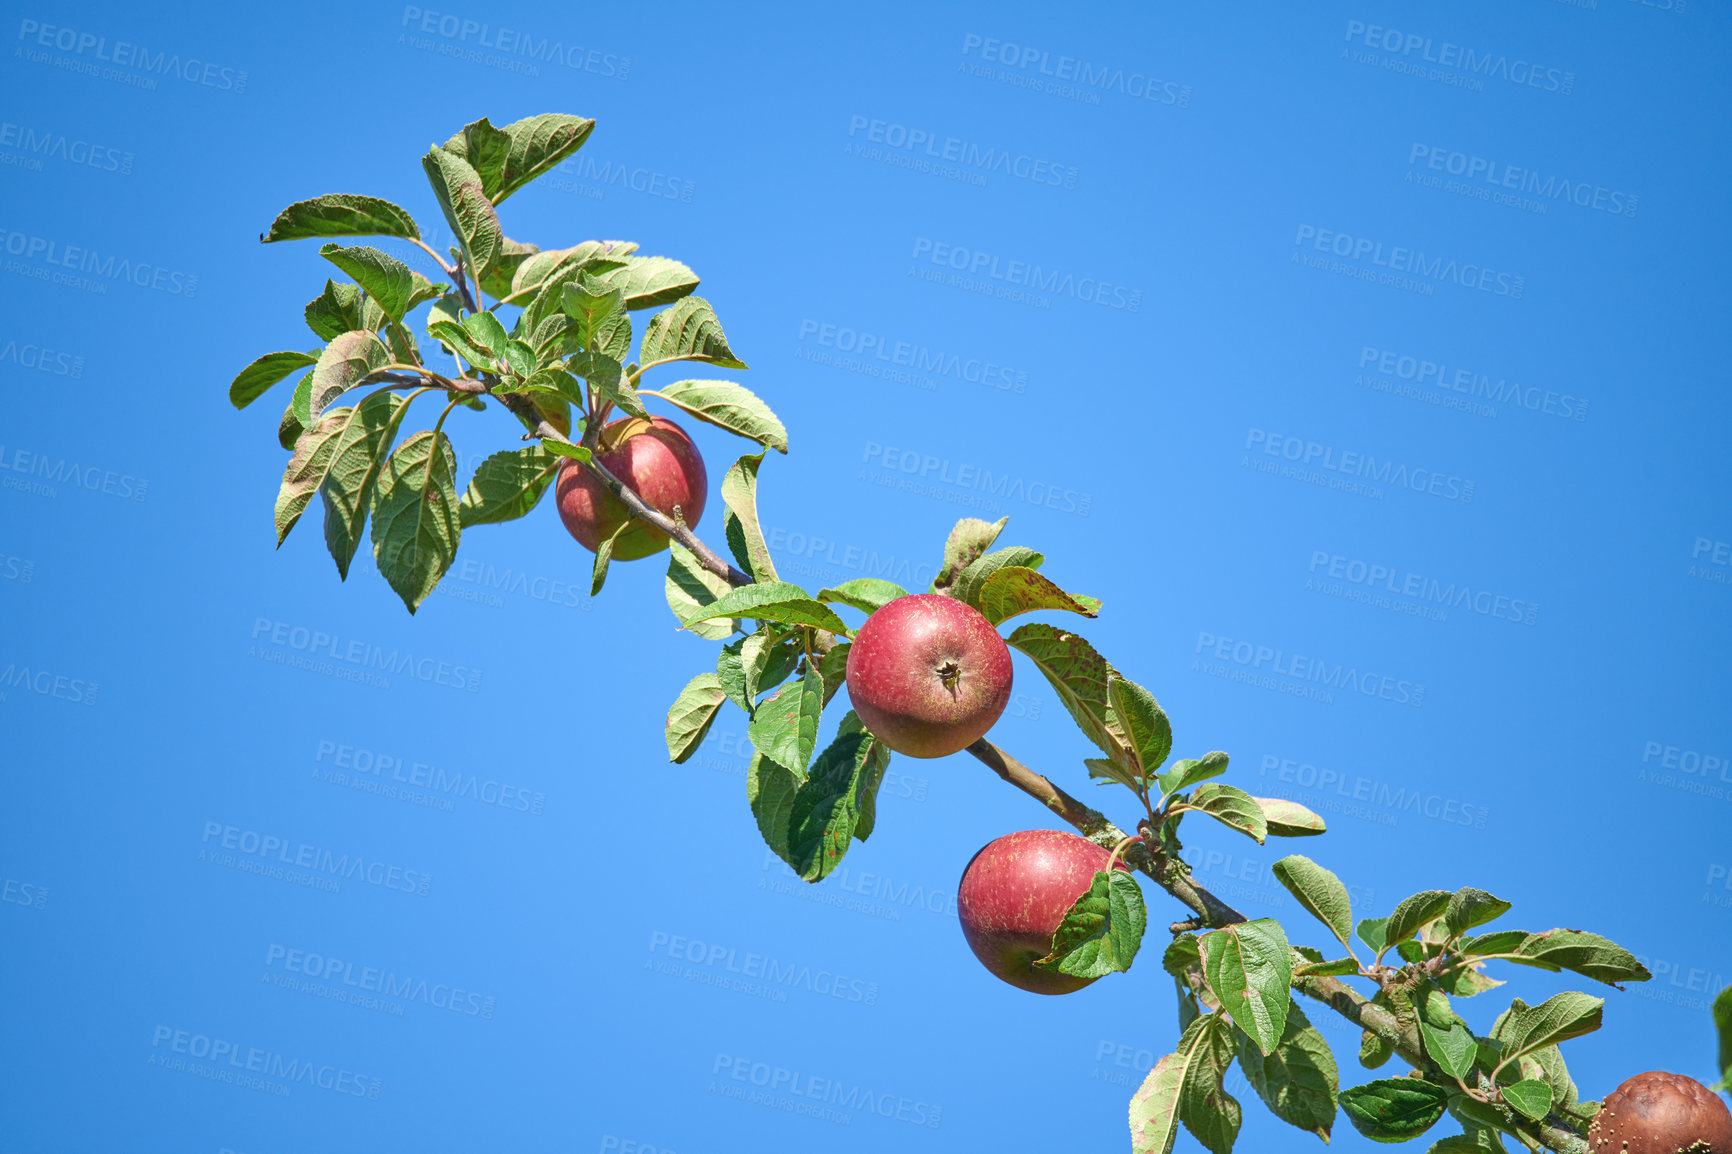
[2,1,1728,1151]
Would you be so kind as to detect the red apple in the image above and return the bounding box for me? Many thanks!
[844,593,1012,758]
[554,415,706,561]
[957,828,1129,995]
[1589,1071,1732,1154]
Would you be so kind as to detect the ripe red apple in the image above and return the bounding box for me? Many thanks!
[844,593,1012,758]
[554,415,706,561]
[957,829,1129,995]
[1589,1071,1732,1154]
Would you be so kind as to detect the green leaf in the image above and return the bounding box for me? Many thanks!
[318,243,439,322]
[1384,890,1454,949]
[460,310,509,358]
[1257,796,1328,837]
[1438,963,1506,999]
[638,296,747,372]
[784,712,890,880]
[1296,957,1360,978]
[1272,855,1356,954]
[685,581,849,634]
[1108,675,1172,775]
[747,751,802,861]
[1359,1029,1394,1070]
[1508,929,1651,987]
[748,667,825,774]
[1034,870,1147,979]
[1339,1078,1450,1143]
[1157,752,1230,797]
[598,254,701,310]
[318,390,414,578]
[1443,889,1511,938]
[1004,623,1127,763]
[665,542,736,641]
[230,351,317,410]
[274,406,351,545]
[1421,987,1455,1029]
[1201,918,1293,1056]
[1129,1014,1215,1154]
[489,113,596,205]
[715,637,752,713]
[665,673,726,764]
[478,235,541,301]
[648,379,787,454]
[1490,993,1604,1073]
[369,429,461,614]
[1502,1080,1552,1121]
[1178,1013,1242,1154]
[1186,783,1268,845]
[1459,930,1528,957]
[591,521,627,596]
[1164,934,1203,982]
[261,193,420,243]
[569,352,646,417]
[817,643,849,706]
[932,516,1009,595]
[1428,1130,1507,1153]
[1086,757,1143,790]
[1526,1044,1579,1112]
[1235,1000,1339,1142]
[421,145,503,277]
[953,546,1045,609]
[542,441,592,462]
[721,452,779,584]
[278,385,307,449]
[1358,917,1391,956]
[1715,982,1732,1091]
[1420,1020,1478,1081]
[305,279,383,341]
[973,565,1100,626]
[560,277,629,352]
[816,579,907,615]
[439,117,513,200]
[307,330,389,423]
[459,446,556,528]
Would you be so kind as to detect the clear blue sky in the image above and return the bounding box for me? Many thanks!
[2,1,1728,1150]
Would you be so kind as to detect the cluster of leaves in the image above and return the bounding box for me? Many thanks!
[663,514,1105,883]
[229,113,783,612]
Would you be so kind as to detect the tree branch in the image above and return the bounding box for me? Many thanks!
[490,389,748,587]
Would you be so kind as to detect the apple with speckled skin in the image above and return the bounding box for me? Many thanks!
[957,828,1130,995]
[554,415,706,562]
[1588,1071,1732,1154]
[843,593,1012,759]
